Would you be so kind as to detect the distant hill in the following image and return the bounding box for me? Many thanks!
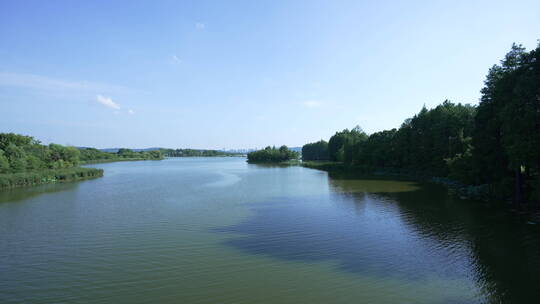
[220,147,302,154]
[219,148,256,154]
[77,146,299,154]
[98,147,163,153]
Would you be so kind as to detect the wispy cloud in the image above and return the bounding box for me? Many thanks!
[171,55,182,64]
[195,22,205,30]
[96,95,120,110]
[0,72,137,95]
[302,100,323,108]
[128,109,135,115]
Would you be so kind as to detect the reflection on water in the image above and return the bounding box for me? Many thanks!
[202,171,242,188]
[0,182,80,204]
[330,178,421,193]
[217,177,540,304]
[0,158,539,304]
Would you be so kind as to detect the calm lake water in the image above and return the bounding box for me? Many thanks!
[1,157,539,303]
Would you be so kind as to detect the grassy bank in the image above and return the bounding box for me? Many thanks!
[247,159,301,166]
[0,167,104,190]
[80,157,163,165]
[301,161,347,171]
[301,161,495,202]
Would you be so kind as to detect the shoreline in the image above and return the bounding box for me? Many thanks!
[301,161,499,203]
[0,167,104,190]
[80,157,164,165]
[247,160,301,166]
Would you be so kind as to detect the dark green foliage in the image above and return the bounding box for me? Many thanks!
[322,102,475,176]
[0,133,138,190]
[302,140,329,161]
[47,144,80,168]
[327,126,368,162]
[5,143,27,172]
[304,42,540,205]
[247,146,299,163]
[163,148,237,157]
[0,133,85,173]
[301,161,347,172]
[0,133,35,149]
[472,43,540,204]
[148,150,163,159]
[0,167,103,189]
[395,101,476,176]
[79,148,114,162]
[0,150,9,173]
[354,129,399,169]
[306,101,494,198]
[79,147,163,163]
[445,149,476,185]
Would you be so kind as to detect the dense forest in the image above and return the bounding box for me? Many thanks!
[0,133,103,189]
[162,148,239,157]
[247,146,300,163]
[301,140,330,161]
[303,43,540,206]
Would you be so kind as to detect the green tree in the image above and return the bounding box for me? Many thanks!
[247,146,299,163]
[117,148,135,158]
[0,149,9,173]
[0,133,35,150]
[47,144,80,168]
[328,127,368,162]
[302,140,329,161]
[472,43,540,204]
[498,44,540,204]
[4,143,27,172]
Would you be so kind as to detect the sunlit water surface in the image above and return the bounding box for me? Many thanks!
[1,158,539,303]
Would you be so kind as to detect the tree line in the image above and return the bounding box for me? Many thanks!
[79,147,163,163]
[247,146,300,163]
[0,133,164,189]
[302,43,540,206]
[0,133,104,189]
[0,133,82,172]
[162,148,239,157]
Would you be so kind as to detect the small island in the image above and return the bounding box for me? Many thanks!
[247,146,299,164]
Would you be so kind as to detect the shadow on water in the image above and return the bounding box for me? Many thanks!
[214,176,540,304]
[0,183,80,204]
[247,163,299,169]
[379,183,540,304]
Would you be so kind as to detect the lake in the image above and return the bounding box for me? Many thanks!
[1,157,539,303]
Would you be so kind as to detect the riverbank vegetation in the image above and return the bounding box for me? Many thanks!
[0,168,103,189]
[162,148,240,157]
[0,133,104,189]
[79,147,163,164]
[247,146,299,163]
[301,140,330,161]
[302,43,540,207]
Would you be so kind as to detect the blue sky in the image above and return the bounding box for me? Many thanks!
[1,0,539,149]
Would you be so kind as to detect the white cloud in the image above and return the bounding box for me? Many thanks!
[303,100,323,108]
[195,22,205,30]
[172,55,181,64]
[96,95,120,110]
[0,72,135,95]
[128,109,135,115]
